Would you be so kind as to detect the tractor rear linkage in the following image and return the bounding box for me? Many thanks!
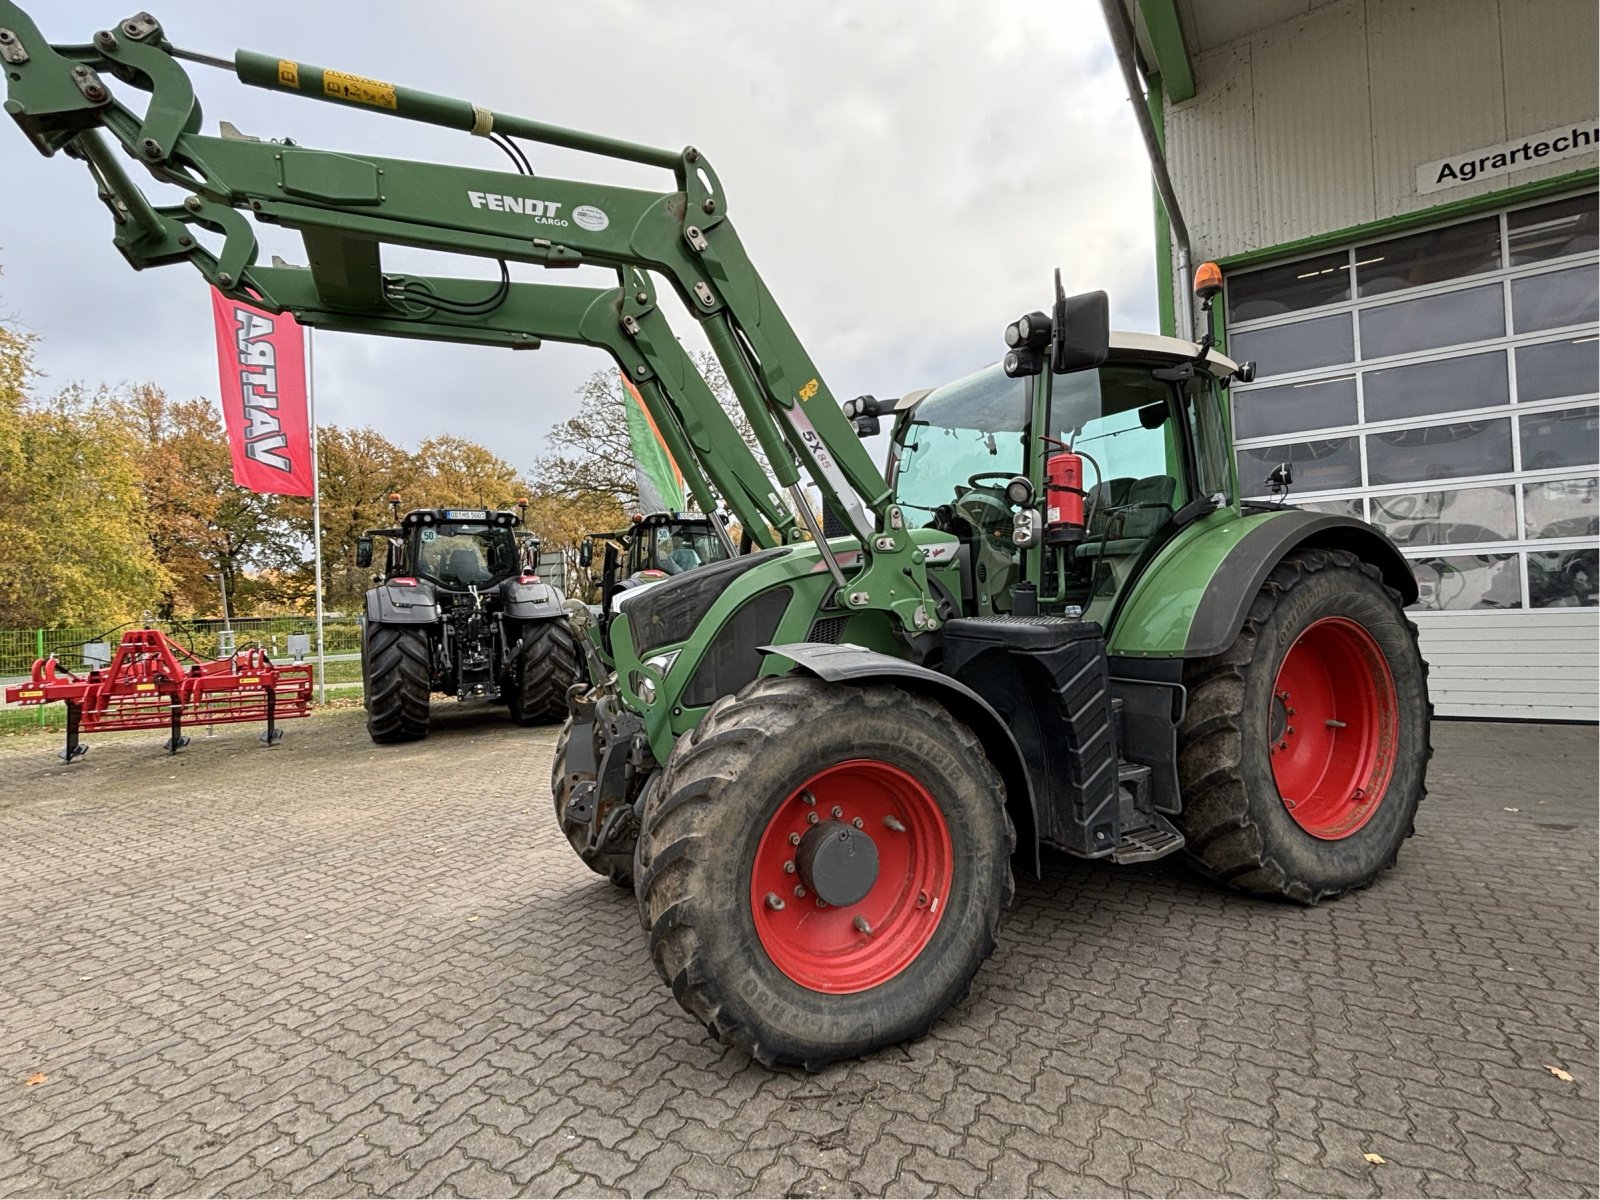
[4,629,312,761]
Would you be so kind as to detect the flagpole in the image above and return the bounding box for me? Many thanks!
[307,324,327,705]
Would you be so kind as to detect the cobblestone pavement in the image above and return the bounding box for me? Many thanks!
[0,708,1593,1198]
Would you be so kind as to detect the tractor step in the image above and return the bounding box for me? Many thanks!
[1109,811,1185,864]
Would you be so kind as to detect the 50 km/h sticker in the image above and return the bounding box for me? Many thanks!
[323,69,397,111]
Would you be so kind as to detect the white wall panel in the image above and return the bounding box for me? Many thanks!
[1167,44,1261,265]
[1250,0,1377,246]
[1366,0,1508,217]
[1163,0,1600,261]
[1418,612,1598,720]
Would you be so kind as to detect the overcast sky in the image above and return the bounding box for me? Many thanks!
[0,1,1158,475]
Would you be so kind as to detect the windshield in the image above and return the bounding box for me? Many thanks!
[644,521,729,576]
[893,365,1031,515]
[414,522,519,586]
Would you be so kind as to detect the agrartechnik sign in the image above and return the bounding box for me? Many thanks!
[1418,120,1599,195]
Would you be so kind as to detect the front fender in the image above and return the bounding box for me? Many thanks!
[1110,508,1417,659]
[762,641,1042,876]
[364,582,441,625]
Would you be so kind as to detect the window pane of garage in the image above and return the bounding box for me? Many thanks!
[1410,554,1522,610]
[1516,337,1600,402]
[1524,477,1598,540]
[1229,314,1354,379]
[1356,217,1501,297]
[1236,435,1361,494]
[1226,253,1350,323]
[1508,193,1599,266]
[1519,405,1600,470]
[1529,547,1599,608]
[1366,418,1513,485]
[1358,285,1504,359]
[1292,497,1365,520]
[1364,351,1508,422]
[1369,485,1516,545]
[1512,265,1599,333]
[1231,376,1357,439]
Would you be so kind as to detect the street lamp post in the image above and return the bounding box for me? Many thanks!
[204,572,234,656]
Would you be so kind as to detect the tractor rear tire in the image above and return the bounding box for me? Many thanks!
[364,624,432,744]
[509,619,581,726]
[551,716,635,888]
[1175,547,1432,904]
[635,675,1015,1069]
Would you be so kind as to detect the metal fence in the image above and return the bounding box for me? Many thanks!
[0,617,363,732]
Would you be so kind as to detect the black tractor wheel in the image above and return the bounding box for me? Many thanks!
[635,675,1015,1069]
[364,624,432,744]
[508,619,581,726]
[1175,547,1432,904]
[550,716,636,888]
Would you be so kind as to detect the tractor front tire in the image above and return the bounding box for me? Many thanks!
[636,675,1015,1069]
[1176,548,1431,903]
[364,624,432,744]
[551,716,635,888]
[509,619,581,726]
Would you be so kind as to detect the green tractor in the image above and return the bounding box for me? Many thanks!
[578,510,733,596]
[355,497,579,741]
[0,8,1429,1070]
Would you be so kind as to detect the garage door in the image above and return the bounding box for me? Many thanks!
[1224,191,1598,721]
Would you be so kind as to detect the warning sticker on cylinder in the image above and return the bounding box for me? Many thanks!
[323,69,397,110]
[277,60,300,89]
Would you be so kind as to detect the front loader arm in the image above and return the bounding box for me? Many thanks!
[0,5,941,632]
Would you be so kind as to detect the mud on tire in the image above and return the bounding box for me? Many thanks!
[1175,547,1432,903]
[635,675,1015,1069]
[364,624,432,744]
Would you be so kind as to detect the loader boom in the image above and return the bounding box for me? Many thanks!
[0,5,933,624]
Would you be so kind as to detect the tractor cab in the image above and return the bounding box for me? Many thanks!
[888,332,1239,623]
[358,500,530,592]
[580,510,732,594]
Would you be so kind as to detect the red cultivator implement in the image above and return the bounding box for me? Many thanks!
[4,629,314,762]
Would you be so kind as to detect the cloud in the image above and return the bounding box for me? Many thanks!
[0,0,1158,477]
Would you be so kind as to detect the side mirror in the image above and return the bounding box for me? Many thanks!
[1268,463,1293,494]
[1053,290,1110,375]
[355,537,373,568]
[578,540,594,568]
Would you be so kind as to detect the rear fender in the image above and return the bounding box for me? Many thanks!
[762,642,1042,876]
[365,582,441,625]
[1110,509,1416,659]
[502,578,567,620]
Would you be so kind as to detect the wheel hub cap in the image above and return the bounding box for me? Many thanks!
[797,821,879,907]
[1269,616,1399,840]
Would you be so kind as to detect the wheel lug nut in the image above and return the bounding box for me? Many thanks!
[793,885,806,898]
[807,812,819,825]
[783,861,796,874]
[852,817,864,830]
[764,892,785,911]
[853,916,872,935]
[831,806,843,819]
[788,832,800,846]
[883,815,906,832]
[816,898,827,908]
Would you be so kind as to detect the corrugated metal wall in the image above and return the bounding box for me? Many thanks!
[1164,0,1599,263]
[1419,612,1598,721]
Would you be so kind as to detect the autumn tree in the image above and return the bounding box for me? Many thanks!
[113,385,302,619]
[1,384,168,628]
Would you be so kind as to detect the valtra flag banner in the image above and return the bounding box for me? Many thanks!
[620,373,685,513]
[210,289,314,497]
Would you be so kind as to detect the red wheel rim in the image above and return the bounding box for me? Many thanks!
[1269,616,1399,840]
[750,760,952,994]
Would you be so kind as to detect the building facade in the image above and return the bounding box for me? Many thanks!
[1126,0,1599,720]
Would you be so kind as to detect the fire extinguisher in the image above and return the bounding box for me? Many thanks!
[1041,436,1086,546]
